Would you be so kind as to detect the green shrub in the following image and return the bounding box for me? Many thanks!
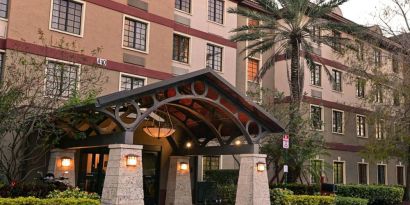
[270,188,294,205]
[271,183,320,195]
[0,197,99,205]
[216,184,236,205]
[204,170,239,185]
[335,196,368,205]
[337,184,404,205]
[284,195,335,205]
[0,181,69,198]
[47,187,99,200]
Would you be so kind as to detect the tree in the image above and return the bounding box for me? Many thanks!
[229,0,359,182]
[0,31,107,184]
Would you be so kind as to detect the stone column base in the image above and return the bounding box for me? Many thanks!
[165,156,192,205]
[235,154,270,205]
[101,144,144,205]
[47,149,76,186]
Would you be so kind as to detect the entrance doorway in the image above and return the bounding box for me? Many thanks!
[142,151,161,205]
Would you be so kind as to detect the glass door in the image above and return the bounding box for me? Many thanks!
[78,148,109,195]
[142,151,160,205]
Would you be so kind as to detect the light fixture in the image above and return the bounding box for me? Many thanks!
[143,105,176,139]
[126,154,139,166]
[234,140,241,146]
[186,142,192,148]
[256,162,266,172]
[61,157,72,167]
[180,162,189,171]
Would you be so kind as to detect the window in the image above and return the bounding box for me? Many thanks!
[45,60,79,98]
[393,90,400,106]
[332,70,342,92]
[356,115,366,137]
[356,40,364,60]
[173,34,190,63]
[208,0,224,24]
[311,160,323,184]
[356,78,365,98]
[332,110,343,134]
[375,85,383,103]
[376,119,385,140]
[175,0,191,13]
[51,0,84,35]
[203,156,220,171]
[248,19,259,26]
[311,105,323,131]
[206,44,223,72]
[312,26,321,43]
[332,31,341,51]
[377,164,387,185]
[0,53,3,80]
[392,55,399,73]
[397,166,405,185]
[358,163,368,184]
[120,74,145,91]
[333,161,344,184]
[311,64,321,86]
[0,0,8,19]
[374,49,382,67]
[123,17,148,52]
[247,58,259,82]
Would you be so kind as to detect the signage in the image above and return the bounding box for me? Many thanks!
[97,58,108,66]
[284,165,288,173]
[283,134,289,149]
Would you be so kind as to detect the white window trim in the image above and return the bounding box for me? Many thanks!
[118,72,147,91]
[310,159,324,184]
[356,114,367,138]
[172,32,192,65]
[333,160,346,184]
[205,42,225,73]
[310,63,322,88]
[206,0,226,26]
[121,14,150,54]
[356,77,366,99]
[332,109,344,135]
[331,69,343,93]
[175,0,193,15]
[43,57,81,99]
[396,164,406,185]
[310,104,324,131]
[377,162,388,185]
[375,119,386,140]
[244,23,263,104]
[49,0,86,38]
[357,162,369,185]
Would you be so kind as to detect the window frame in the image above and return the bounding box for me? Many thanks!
[375,119,386,140]
[333,160,346,184]
[121,14,150,54]
[356,78,366,98]
[118,72,147,91]
[175,0,192,14]
[374,48,382,67]
[205,43,224,72]
[172,33,191,64]
[397,165,405,186]
[356,114,367,138]
[310,64,322,87]
[0,51,4,81]
[49,0,86,37]
[332,69,342,92]
[357,162,369,185]
[310,159,324,184]
[310,104,324,131]
[207,0,225,25]
[0,0,9,20]
[332,109,344,134]
[377,163,388,185]
[392,55,399,73]
[44,58,81,99]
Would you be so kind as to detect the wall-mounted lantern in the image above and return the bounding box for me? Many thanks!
[234,140,241,146]
[256,162,266,172]
[179,162,189,171]
[126,154,139,166]
[61,157,72,167]
[186,142,192,148]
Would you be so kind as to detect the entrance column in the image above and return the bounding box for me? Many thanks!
[235,154,270,205]
[101,144,144,205]
[165,156,192,205]
[47,149,76,186]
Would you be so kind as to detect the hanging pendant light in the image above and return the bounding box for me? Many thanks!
[143,105,176,139]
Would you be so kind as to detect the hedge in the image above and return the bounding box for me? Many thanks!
[335,196,368,205]
[284,195,335,205]
[336,184,404,205]
[0,197,100,205]
[271,183,320,195]
[204,169,239,185]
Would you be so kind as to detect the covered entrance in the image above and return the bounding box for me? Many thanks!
[52,69,284,205]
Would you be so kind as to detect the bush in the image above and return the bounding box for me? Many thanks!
[335,196,368,205]
[270,188,294,205]
[216,184,236,205]
[47,187,99,200]
[271,183,320,195]
[204,170,239,185]
[0,180,69,198]
[337,184,404,205]
[284,195,335,205]
[0,197,99,205]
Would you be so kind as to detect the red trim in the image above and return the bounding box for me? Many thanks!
[326,142,363,152]
[3,38,173,80]
[275,52,349,72]
[85,0,236,48]
[304,96,370,115]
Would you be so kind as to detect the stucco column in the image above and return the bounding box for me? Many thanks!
[165,156,192,205]
[235,154,270,205]
[101,144,144,205]
[47,148,76,186]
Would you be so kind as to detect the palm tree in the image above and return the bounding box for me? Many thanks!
[229,0,359,183]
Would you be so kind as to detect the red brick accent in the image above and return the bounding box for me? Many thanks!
[326,142,364,152]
